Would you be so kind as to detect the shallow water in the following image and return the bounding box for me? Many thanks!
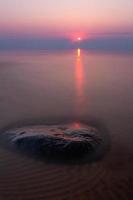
[0,50,133,199]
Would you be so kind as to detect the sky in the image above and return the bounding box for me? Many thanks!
[0,0,133,50]
[0,0,133,37]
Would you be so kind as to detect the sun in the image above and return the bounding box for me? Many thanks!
[77,37,81,41]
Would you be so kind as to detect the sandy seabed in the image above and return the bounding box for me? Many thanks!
[0,121,133,200]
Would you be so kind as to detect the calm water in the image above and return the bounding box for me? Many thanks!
[0,50,133,144]
[0,49,133,199]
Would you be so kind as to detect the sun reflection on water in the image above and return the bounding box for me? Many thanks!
[77,48,81,57]
[75,48,85,116]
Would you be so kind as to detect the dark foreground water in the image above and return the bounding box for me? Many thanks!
[0,49,133,199]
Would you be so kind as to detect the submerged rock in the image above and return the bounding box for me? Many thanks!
[3,124,105,162]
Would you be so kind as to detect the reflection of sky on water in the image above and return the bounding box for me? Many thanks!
[0,50,133,130]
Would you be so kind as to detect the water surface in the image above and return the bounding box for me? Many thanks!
[0,50,133,128]
[0,50,133,199]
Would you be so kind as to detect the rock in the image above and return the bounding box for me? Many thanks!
[3,124,104,162]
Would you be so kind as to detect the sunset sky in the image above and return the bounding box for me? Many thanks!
[0,0,133,38]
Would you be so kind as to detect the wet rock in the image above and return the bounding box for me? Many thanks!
[8,126,102,160]
[1,121,110,163]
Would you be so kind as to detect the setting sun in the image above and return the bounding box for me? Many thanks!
[77,37,81,41]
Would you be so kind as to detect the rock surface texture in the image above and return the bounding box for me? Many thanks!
[3,123,106,162]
